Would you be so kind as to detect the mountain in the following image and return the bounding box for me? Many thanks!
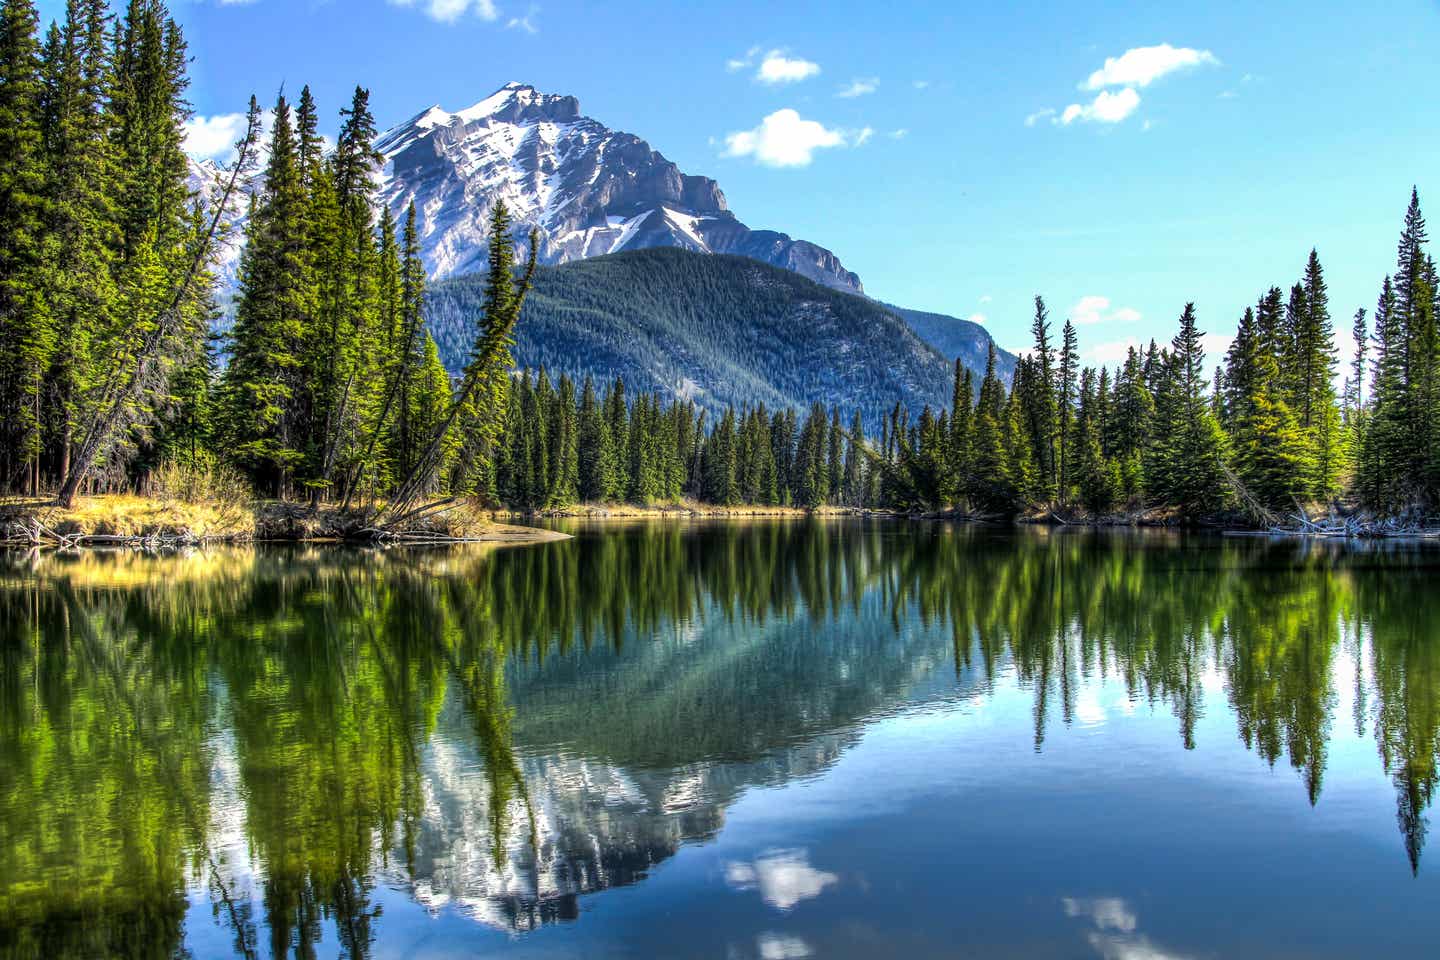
[425,247,957,427]
[375,82,863,294]
[197,81,1018,409]
[886,304,1018,383]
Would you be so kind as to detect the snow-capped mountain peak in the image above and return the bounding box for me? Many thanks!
[374,82,862,292]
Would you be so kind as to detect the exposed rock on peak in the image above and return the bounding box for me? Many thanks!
[374,83,863,293]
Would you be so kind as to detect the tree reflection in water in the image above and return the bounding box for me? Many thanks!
[0,522,1436,957]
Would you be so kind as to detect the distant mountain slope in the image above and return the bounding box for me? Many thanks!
[378,82,863,294]
[885,304,1017,383]
[425,248,957,427]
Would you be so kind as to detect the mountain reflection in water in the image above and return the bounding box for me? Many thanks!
[1,520,1437,959]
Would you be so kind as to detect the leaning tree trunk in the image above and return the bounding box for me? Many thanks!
[379,233,538,528]
[56,109,263,509]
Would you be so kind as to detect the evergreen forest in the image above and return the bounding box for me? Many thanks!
[1,0,1438,524]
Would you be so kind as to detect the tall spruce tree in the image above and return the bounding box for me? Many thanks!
[0,0,52,492]
[1056,318,1078,504]
[221,94,310,496]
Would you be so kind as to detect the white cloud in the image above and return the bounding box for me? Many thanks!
[887,128,909,139]
[727,45,762,72]
[386,0,498,23]
[1200,332,1233,362]
[979,294,993,304]
[1071,295,1142,326]
[725,849,837,911]
[505,5,538,32]
[836,77,878,98]
[722,109,849,167]
[183,113,250,160]
[1064,897,1195,960]
[1059,87,1141,125]
[853,126,875,146]
[756,934,813,960]
[1032,42,1217,128]
[757,50,821,85]
[1082,43,1219,90]
[1064,897,1138,933]
[1082,337,1142,366]
[913,79,930,89]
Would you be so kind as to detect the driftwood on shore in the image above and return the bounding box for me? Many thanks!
[0,497,565,549]
[1268,503,1440,539]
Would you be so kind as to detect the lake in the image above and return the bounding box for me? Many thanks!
[1,520,1437,958]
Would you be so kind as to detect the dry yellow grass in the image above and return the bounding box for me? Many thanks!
[1,494,568,546]
[32,494,256,540]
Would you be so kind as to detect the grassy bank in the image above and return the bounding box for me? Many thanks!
[0,496,567,547]
[499,501,886,520]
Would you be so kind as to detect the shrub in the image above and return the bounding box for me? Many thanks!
[152,457,253,508]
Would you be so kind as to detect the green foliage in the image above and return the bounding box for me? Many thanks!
[0,0,54,492]
[425,247,970,435]
[0,0,1426,530]
[5,519,1440,951]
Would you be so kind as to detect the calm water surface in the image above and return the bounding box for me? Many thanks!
[1,520,1438,958]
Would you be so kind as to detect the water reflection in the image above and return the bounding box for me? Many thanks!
[0,523,1437,957]
[725,849,837,912]
[1063,897,1191,960]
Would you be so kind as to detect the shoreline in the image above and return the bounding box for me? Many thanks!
[0,496,570,549]
[4,496,1434,547]
[504,502,1440,540]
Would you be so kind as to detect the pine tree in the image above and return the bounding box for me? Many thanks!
[1074,368,1117,513]
[604,378,629,500]
[1149,304,1228,514]
[1361,277,1405,509]
[220,94,310,496]
[50,0,237,505]
[577,375,609,502]
[968,344,1011,510]
[1025,295,1059,492]
[408,334,451,489]
[771,409,795,505]
[1056,317,1078,504]
[947,359,972,505]
[842,410,865,506]
[1108,348,1151,500]
[308,85,383,499]
[1343,306,1368,471]
[1295,250,1343,496]
[703,407,738,505]
[549,372,578,505]
[1395,189,1435,496]
[0,0,53,492]
[390,201,536,519]
[792,403,830,507]
[1226,303,1313,510]
[37,0,119,489]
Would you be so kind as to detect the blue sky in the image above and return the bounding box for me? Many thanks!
[38,0,1440,365]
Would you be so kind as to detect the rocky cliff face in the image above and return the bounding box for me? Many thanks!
[374,82,864,293]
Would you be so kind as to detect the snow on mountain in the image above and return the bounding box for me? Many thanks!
[374,81,864,293]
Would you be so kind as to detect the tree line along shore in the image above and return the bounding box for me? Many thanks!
[1,2,1438,543]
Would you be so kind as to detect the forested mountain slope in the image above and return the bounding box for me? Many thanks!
[425,248,998,427]
[885,304,1017,383]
